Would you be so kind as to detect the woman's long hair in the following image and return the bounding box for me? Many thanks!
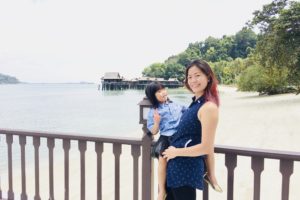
[145,81,165,108]
[185,59,220,106]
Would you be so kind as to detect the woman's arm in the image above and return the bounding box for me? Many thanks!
[162,102,218,160]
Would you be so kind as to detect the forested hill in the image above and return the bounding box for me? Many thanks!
[142,0,300,95]
[0,73,20,84]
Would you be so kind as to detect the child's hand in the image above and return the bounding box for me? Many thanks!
[153,109,161,124]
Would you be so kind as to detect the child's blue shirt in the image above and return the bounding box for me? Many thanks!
[147,101,186,136]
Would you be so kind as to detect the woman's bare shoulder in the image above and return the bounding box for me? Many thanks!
[202,101,218,111]
[198,101,219,118]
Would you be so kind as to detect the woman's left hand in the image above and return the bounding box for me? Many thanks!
[162,146,178,161]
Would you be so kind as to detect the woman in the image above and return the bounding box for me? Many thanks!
[162,59,220,200]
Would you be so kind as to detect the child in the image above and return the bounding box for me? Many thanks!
[145,82,222,200]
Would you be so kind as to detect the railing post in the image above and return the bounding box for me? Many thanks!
[139,97,153,200]
[203,180,209,200]
[47,138,55,200]
[279,159,293,200]
[19,135,27,200]
[63,139,71,200]
[0,134,2,199]
[95,142,104,200]
[225,153,237,200]
[6,134,14,199]
[78,140,87,200]
[131,145,141,200]
[113,143,122,200]
[33,136,41,200]
[141,127,153,200]
[251,156,264,200]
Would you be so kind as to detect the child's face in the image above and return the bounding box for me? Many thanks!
[155,88,168,103]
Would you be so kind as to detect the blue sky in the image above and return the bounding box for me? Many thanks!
[0,0,272,83]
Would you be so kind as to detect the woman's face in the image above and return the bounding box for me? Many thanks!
[155,88,168,103]
[187,65,209,96]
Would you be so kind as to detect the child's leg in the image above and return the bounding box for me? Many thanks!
[158,156,167,200]
[205,153,218,185]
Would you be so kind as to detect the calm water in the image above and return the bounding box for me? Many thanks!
[0,83,192,137]
[1,84,300,199]
[0,83,193,174]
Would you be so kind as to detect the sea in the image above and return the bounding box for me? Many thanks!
[0,83,192,173]
[0,83,194,199]
[0,83,192,137]
[1,83,300,200]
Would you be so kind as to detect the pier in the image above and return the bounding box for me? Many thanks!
[100,72,183,90]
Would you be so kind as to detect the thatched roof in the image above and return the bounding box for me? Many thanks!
[101,72,123,80]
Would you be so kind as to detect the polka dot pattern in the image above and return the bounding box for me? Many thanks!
[167,96,206,190]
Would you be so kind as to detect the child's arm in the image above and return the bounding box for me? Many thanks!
[147,109,161,135]
[150,109,161,135]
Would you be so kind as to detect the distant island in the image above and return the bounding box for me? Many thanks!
[0,73,20,84]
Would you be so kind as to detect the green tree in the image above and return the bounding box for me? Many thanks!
[238,65,289,95]
[142,63,166,78]
[249,0,300,93]
[164,63,185,82]
[231,28,257,59]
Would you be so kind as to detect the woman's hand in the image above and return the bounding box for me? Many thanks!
[162,146,178,161]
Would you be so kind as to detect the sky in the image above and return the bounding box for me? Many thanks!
[0,0,273,83]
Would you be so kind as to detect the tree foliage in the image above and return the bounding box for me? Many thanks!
[142,28,257,82]
[142,63,166,78]
[249,0,300,93]
[237,65,290,95]
[141,0,300,95]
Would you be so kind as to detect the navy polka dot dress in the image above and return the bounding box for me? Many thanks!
[167,95,206,190]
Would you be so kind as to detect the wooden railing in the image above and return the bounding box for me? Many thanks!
[210,145,300,200]
[1,129,300,200]
[0,129,152,200]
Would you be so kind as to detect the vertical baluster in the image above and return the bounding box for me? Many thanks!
[203,181,209,200]
[63,139,70,200]
[95,142,104,200]
[19,135,27,200]
[78,141,87,200]
[131,145,140,200]
[0,181,1,199]
[113,143,122,200]
[47,138,55,200]
[225,153,237,200]
[141,133,152,200]
[279,159,293,200]
[33,137,41,200]
[0,180,1,199]
[0,135,3,199]
[251,157,264,200]
[6,135,14,199]
[203,151,209,200]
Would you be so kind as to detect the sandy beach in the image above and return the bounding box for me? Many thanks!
[154,86,300,200]
[1,85,300,200]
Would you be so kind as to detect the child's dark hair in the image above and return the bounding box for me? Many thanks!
[145,81,165,108]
